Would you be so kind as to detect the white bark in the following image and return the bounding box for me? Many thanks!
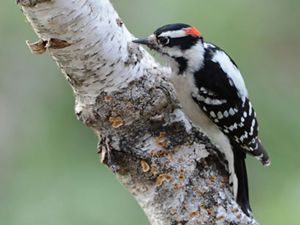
[18,0,259,224]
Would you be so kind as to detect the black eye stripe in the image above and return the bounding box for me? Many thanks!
[167,36,199,50]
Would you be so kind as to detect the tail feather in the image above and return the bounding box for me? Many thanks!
[255,141,271,166]
[232,143,252,216]
[244,138,271,166]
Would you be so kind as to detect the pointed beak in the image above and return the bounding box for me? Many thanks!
[132,38,151,46]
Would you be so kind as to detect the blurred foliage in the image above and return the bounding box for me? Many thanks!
[0,0,299,224]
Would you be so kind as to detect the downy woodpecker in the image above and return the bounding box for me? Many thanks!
[133,23,270,216]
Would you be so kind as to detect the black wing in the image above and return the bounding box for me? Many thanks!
[195,43,242,102]
[192,44,270,165]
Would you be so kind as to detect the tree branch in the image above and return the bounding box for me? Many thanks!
[18,0,259,224]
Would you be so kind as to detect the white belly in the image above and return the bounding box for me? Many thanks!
[170,74,238,198]
[170,74,225,143]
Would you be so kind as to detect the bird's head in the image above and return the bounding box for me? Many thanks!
[133,23,204,74]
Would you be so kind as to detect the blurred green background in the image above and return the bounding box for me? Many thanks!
[1,0,299,224]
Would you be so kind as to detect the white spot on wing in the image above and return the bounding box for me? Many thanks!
[200,87,207,93]
[205,97,226,105]
[217,111,223,119]
[229,108,235,116]
[223,110,229,118]
[248,103,253,115]
[193,93,226,105]
[240,131,248,142]
[229,123,238,131]
[210,111,216,118]
[249,118,256,135]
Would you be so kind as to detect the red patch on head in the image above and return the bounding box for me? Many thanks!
[184,27,202,38]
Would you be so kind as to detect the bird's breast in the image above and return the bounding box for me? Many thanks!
[170,73,233,163]
[170,73,213,130]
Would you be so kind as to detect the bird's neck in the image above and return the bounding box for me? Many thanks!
[171,40,205,75]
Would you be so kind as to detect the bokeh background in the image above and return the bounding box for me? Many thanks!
[1,0,299,224]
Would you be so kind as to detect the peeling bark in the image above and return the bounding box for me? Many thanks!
[18,0,259,224]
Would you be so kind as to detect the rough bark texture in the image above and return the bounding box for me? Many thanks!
[18,0,259,224]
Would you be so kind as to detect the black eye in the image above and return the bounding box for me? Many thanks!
[157,36,169,45]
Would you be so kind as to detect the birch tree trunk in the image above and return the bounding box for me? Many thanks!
[17,0,259,224]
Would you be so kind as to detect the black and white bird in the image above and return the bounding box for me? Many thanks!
[133,23,270,216]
